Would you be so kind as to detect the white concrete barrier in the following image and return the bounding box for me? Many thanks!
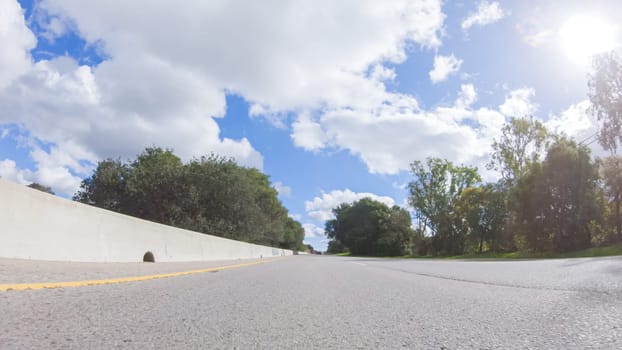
[0,178,293,262]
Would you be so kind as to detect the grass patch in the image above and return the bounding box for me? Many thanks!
[331,252,410,258]
[329,243,622,260]
[421,243,622,260]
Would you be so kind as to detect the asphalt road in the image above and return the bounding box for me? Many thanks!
[1,255,621,349]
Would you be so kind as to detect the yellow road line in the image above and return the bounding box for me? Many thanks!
[0,259,277,292]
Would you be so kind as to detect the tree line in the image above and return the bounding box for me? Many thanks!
[73,147,306,251]
[327,51,622,256]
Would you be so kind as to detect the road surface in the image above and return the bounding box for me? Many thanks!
[1,255,621,349]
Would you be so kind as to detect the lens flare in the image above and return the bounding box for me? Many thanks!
[560,16,616,64]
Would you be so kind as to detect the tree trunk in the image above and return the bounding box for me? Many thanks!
[616,196,621,241]
[479,235,484,254]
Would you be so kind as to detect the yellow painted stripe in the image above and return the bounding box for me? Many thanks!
[0,259,277,292]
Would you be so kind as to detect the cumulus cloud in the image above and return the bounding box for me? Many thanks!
[0,0,447,191]
[370,64,397,82]
[36,15,69,42]
[545,100,605,157]
[0,51,263,166]
[429,54,463,83]
[290,85,508,175]
[0,0,36,89]
[302,223,324,238]
[305,189,396,222]
[0,159,32,184]
[0,157,82,196]
[34,165,82,195]
[499,88,537,117]
[36,0,444,114]
[456,84,477,108]
[291,113,327,151]
[273,181,292,197]
[461,1,505,32]
[545,100,592,138]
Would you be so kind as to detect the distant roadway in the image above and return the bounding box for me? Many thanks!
[1,255,621,349]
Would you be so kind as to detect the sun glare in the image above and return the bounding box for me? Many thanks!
[560,16,616,64]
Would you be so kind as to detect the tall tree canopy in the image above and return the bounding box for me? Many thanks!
[514,138,601,252]
[601,156,622,241]
[74,147,304,250]
[589,51,622,154]
[487,116,548,187]
[456,184,506,254]
[589,52,622,243]
[408,158,481,255]
[325,198,412,256]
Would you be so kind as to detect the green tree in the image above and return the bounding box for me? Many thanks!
[411,209,432,256]
[589,52,622,242]
[601,156,622,241]
[27,182,55,195]
[588,51,622,153]
[325,198,412,256]
[485,116,551,252]
[456,184,506,253]
[408,158,481,255]
[326,240,346,254]
[73,158,129,212]
[487,116,549,186]
[514,138,601,252]
[177,156,293,247]
[283,217,306,251]
[125,147,184,225]
[74,147,304,250]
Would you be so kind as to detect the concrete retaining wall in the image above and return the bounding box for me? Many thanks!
[0,178,293,262]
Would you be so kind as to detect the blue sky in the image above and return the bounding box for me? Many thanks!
[1,0,621,250]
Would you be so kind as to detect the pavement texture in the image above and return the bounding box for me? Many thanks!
[0,257,279,284]
[0,255,621,349]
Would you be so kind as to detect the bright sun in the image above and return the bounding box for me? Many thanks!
[560,16,616,64]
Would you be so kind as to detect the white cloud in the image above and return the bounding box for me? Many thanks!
[0,0,446,185]
[456,84,477,108]
[545,100,606,157]
[30,144,94,176]
[37,0,444,114]
[305,189,396,222]
[36,15,69,42]
[0,53,263,168]
[273,181,292,197]
[0,0,36,89]
[0,157,81,196]
[545,100,592,138]
[34,165,82,196]
[291,113,327,151]
[429,54,463,83]
[523,30,554,48]
[370,64,397,82]
[0,128,8,138]
[0,159,32,184]
[461,1,505,32]
[290,86,506,175]
[302,223,324,238]
[499,88,537,117]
